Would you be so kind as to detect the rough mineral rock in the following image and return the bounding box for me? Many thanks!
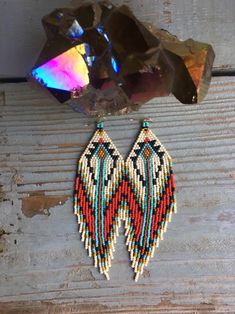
[30,1,215,116]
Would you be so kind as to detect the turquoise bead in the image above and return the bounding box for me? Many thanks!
[142,121,150,128]
[97,122,104,129]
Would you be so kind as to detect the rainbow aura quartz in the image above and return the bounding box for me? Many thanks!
[32,45,89,91]
[30,1,215,116]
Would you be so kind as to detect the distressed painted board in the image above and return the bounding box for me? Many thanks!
[0,0,235,78]
[0,77,235,313]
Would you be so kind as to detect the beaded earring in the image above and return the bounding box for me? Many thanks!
[124,121,177,282]
[74,122,124,280]
[74,121,177,281]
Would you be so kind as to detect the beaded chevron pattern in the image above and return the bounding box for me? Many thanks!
[74,122,176,281]
[124,122,177,281]
[74,123,124,280]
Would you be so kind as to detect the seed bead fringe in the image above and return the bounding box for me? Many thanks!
[124,123,177,281]
[74,124,124,280]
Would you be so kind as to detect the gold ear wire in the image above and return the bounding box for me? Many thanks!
[143,118,153,122]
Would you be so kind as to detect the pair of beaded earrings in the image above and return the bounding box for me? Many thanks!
[74,121,177,281]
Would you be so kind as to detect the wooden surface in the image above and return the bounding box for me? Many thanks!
[0,0,235,77]
[0,77,235,313]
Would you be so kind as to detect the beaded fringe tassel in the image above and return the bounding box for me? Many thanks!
[124,121,177,282]
[74,122,124,280]
[74,122,176,281]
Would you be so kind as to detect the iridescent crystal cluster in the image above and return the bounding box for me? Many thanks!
[30,1,215,116]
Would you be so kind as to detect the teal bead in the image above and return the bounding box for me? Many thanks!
[142,121,150,128]
[97,122,104,129]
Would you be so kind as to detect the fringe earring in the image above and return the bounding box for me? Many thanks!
[74,122,124,280]
[74,121,177,281]
[124,121,177,282]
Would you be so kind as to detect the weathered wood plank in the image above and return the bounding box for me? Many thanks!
[0,0,235,77]
[0,77,235,313]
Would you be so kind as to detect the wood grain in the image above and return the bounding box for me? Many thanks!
[0,0,235,78]
[0,77,235,313]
